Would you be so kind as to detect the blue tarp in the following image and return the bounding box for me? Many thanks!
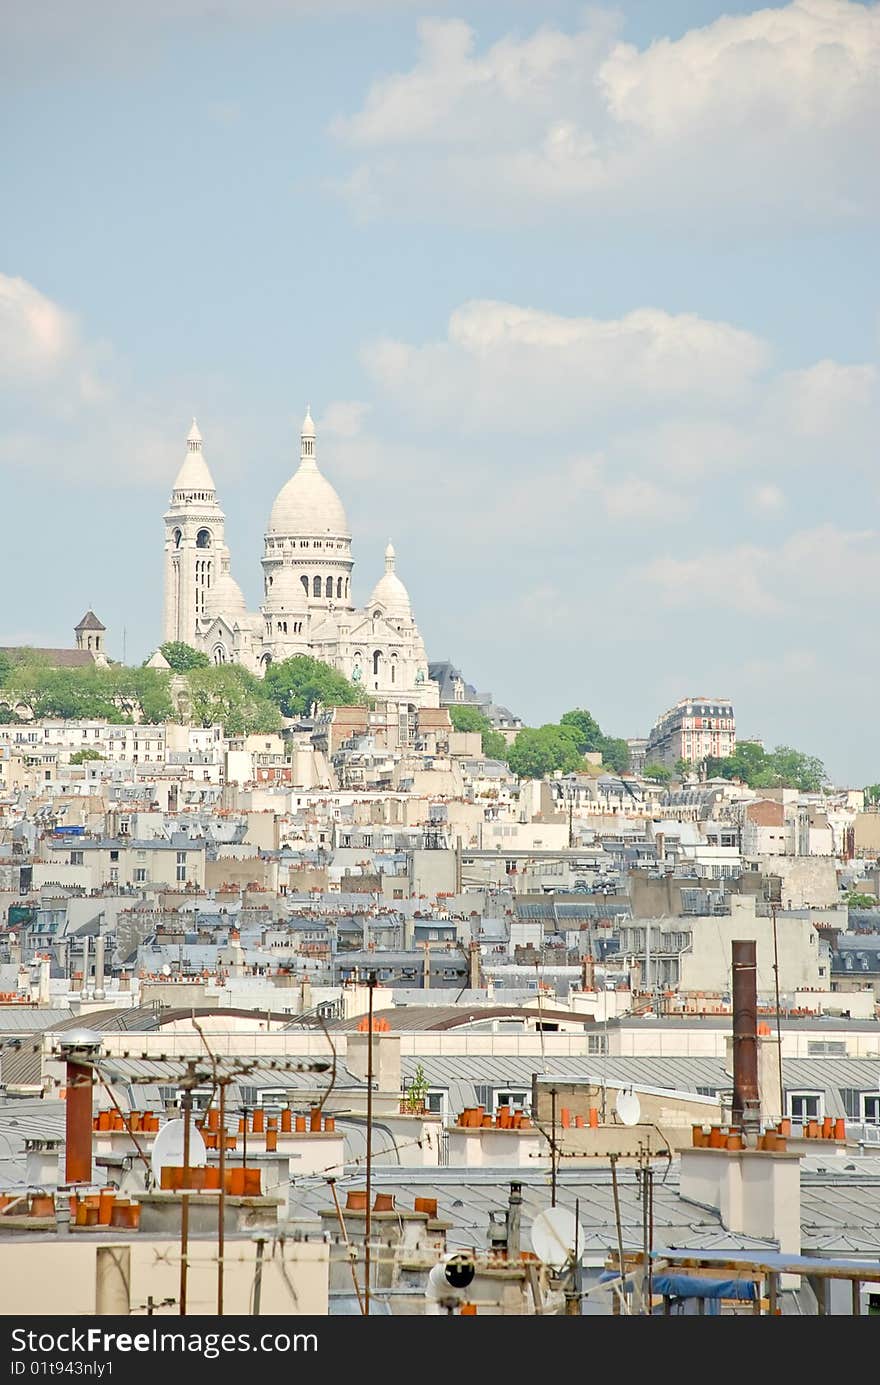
[653,1274,755,1301]
[599,1270,755,1315]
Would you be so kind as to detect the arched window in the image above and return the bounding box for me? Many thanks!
[261,653,272,669]
[372,650,381,677]
[196,529,211,549]
[325,576,333,598]
[336,577,343,599]
[301,575,309,596]
[212,645,227,665]
[390,654,398,684]
[173,528,182,549]
[312,576,321,597]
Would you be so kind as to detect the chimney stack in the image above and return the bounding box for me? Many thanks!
[81,934,90,997]
[732,940,760,1136]
[94,934,106,1001]
[38,955,51,1006]
[58,1030,103,1185]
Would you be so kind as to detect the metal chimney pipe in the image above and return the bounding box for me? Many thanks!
[507,1180,522,1260]
[94,934,106,1001]
[81,934,90,997]
[732,940,760,1132]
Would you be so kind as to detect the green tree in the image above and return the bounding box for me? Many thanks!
[70,749,104,764]
[559,707,604,754]
[126,667,175,723]
[705,741,825,791]
[186,665,282,735]
[481,729,510,762]
[507,725,585,779]
[643,763,672,784]
[864,784,880,806]
[763,745,826,793]
[705,741,768,783]
[0,650,12,687]
[599,736,630,773]
[674,757,694,779]
[449,705,491,734]
[159,641,210,672]
[263,655,363,718]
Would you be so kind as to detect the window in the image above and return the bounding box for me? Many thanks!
[176,866,187,882]
[301,575,309,596]
[862,1094,880,1125]
[325,576,333,598]
[70,850,83,866]
[495,1090,530,1112]
[109,868,118,883]
[196,528,211,548]
[336,577,343,599]
[788,1091,823,1124]
[134,868,147,883]
[312,576,321,597]
[807,1040,846,1056]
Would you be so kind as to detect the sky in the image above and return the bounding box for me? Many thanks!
[1,0,879,784]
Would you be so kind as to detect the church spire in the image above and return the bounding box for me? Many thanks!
[300,405,316,464]
[187,417,203,451]
[385,540,396,572]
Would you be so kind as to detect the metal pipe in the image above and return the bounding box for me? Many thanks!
[217,1082,226,1316]
[771,905,785,1121]
[179,1089,192,1316]
[550,1087,558,1207]
[252,1238,265,1316]
[732,940,759,1130]
[364,971,375,1315]
[610,1154,627,1313]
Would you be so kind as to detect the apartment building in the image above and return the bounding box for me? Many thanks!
[645,696,735,768]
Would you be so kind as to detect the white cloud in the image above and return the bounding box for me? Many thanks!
[319,399,371,438]
[639,523,880,616]
[769,359,878,435]
[751,482,786,511]
[0,274,76,383]
[333,2,880,226]
[0,272,196,488]
[363,298,769,429]
[360,298,880,501]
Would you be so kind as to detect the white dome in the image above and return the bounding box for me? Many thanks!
[265,565,309,611]
[268,465,349,537]
[369,541,412,620]
[206,567,248,621]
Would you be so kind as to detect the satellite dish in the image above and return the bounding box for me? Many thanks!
[616,1089,641,1126]
[530,1206,584,1270]
[161,964,172,977]
[150,1119,207,1184]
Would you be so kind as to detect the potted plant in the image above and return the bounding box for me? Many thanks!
[401,1062,429,1115]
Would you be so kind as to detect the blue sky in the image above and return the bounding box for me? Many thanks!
[2,1,878,783]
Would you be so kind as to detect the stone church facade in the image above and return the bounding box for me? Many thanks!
[162,410,438,707]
